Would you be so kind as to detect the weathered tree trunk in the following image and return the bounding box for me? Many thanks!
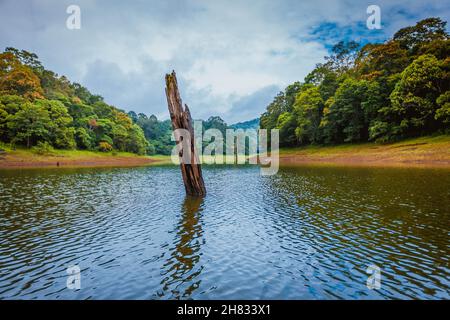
[165,71,206,196]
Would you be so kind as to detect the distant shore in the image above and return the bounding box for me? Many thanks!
[0,148,169,169]
[1,135,450,169]
[278,135,450,168]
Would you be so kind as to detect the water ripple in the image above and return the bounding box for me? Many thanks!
[0,165,449,299]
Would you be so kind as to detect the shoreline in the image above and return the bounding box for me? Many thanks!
[0,150,169,169]
[278,156,450,168]
[277,135,450,168]
[1,135,449,169]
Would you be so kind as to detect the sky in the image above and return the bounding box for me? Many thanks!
[0,0,449,124]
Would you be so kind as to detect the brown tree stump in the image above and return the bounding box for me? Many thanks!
[165,71,206,196]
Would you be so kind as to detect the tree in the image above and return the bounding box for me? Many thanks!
[436,91,450,125]
[204,116,227,134]
[0,94,26,114]
[39,70,74,100]
[325,41,360,74]
[260,82,303,145]
[284,82,303,112]
[293,86,324,144]
[260,18,450,147]
[127,110,138,123]
[417,39,450,60]
[133,114,174,154]
[7,102,51,147]
[92,101,113,118]
[68,103,95,126]
[75,127,94,149]
[0,102,8,140]
[356,41,410,77]
[321,78,371,143]
[0,95,25,141]
[276,112,297,147]
[98,141,113,152]
[319,97,339,144]
[34,99,76,149]
[389,54,447,137]
[0,48,153,154]
[5,47,43,71]
[126,124,149,155]
[95,118,114,142]
[260,91,286,130]
[393,17,449,53]
[0,52,44,100]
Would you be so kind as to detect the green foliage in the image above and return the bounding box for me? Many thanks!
[32,141,55,155]
[260,83,302,131]
[368,121,392,143]
[5,47,43,70]
[7,102,51,148]
[0,47,151,155]
[356,41,410,77]
[0,104,8,140]
[2,17,449,154]
[389,54,447,137]
[393,17,448,53]
[436,91,450,125]
[35,99,76,149]
[229,118,259,130]
[99,134,113,145]
[260,17,450,147]
[325,41,360,74]
[203,116,228,134]
[98,141,113,152]
[294,86,324,144]
[0,52,44,100]
[134,113,174,155]
[276,112,297,146]
[126,124,149,155]
[320,78,375,143]
[75,127,94,149]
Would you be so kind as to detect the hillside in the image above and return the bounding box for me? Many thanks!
[230,118,260,130]
[260,18,449,148]
[0,48,150,155]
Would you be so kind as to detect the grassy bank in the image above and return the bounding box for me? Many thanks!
[2,135,450,169]
[278,135,450,167]
[0,143,171,169]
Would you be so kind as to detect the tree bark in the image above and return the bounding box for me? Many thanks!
[165,71,206,196]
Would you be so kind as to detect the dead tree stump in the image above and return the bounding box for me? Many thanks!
[165,71,206,196]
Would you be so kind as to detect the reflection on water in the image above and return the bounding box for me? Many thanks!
[0,165,449,299]
[160,196,205,299]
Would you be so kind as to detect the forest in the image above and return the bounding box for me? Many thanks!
[0,46,240,156]
[260,17,449,147]
[0,47,152,154]
[1,18,449,156]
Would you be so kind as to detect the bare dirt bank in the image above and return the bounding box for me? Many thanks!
[277,136,450,168]
[0,151,165,169]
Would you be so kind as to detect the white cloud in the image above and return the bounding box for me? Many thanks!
[0,0,448,123]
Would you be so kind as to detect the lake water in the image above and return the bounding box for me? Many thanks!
[0,165,449,299]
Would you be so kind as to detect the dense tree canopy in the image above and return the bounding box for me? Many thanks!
[0,48,249,156]
[261,17,450,146]
[2,17,448,155]
[0,49,150,154]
